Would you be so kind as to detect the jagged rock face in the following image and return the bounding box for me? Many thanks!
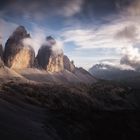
[3,26,35,70]
[47,54,64,72]
[0,44,4,67]
[0,44,3,59]
[36,36,64,72]
[35,46,51,69]
[63,55,75,72]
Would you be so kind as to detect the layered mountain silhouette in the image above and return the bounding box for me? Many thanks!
[89,63,140,83]
[0,26,96,84]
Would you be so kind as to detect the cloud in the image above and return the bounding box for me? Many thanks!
[68,56,99,70]
[51,40,63,55]
[1,0,140,70]
[0,20,63,57]
[0,0,84,20]
[43,36,64,55]
[99,59,135,70]
[61,20,138,50]
[61,0,140,70]
[62,28,117,49]
[1,0,130,21]
[116,0,140,70]
[22,26,46,55]
[120,45,140,70]
[22,26,63,56]
[114,25,138,41]
[59,0,84,17]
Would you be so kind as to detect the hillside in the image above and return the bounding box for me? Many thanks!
[0,81,140,139]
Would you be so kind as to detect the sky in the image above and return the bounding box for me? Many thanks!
[0,0,140,70]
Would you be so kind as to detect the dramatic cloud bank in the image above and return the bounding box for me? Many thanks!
[1,0,140,70]
[22,27,47,55]
[120,45,140,70]
[62,21,137,50]
[99,59,135,71]
[61,0,140,70]
[59,0,84,17]
[23,27,63,56]
[114,25,138,41]
[0,0,84,20]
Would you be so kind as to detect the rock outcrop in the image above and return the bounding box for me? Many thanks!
[36,36,64,72]
[0,26,96,84]
[0,44,4,67]
[63,55,75,72]
[0,44,3,59]
[3,26,35,70]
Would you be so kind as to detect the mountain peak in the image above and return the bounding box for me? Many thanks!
[46,36,55,40]
[11,25,30,40]
[3,26,35,69]
[46,36,56,46]
[36,37,64,72]
[15,25,26,32]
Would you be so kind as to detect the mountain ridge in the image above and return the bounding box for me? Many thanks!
[0,25,96,85]
[89,63,140,82]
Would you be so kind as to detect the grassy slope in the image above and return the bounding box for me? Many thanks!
[0,81,140,139]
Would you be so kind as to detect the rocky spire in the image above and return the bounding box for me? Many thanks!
[3,25,35,70]
[0,44,4,67]
[0,44,3,59]
[36,36,64,72]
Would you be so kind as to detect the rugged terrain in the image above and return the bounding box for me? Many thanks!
[0,25,140,140]
[0,81,140,140]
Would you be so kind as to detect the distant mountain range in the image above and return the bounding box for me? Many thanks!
[89,63,140,83]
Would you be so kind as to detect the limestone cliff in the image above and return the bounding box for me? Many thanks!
[36,36,64,72]
[0,44,3,59]
[0,44,4,67]
[3,26,35,70]
[63,55,75,72]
